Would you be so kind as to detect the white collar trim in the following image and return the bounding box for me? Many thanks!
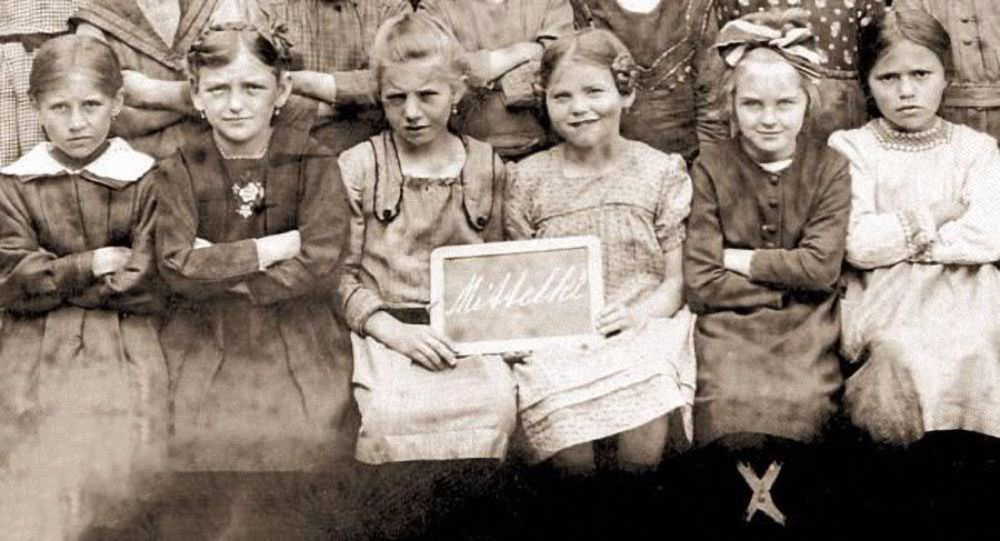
[0,138,155,182]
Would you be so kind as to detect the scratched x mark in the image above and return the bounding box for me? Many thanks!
[737,461,786,526]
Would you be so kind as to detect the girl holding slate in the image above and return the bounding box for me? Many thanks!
[504,26,696,497]
[335,11,514,466]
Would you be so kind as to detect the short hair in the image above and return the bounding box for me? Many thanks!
[28,34,123,100]
[722,47,821,135]
[858,8,952,118]
[537,28,638,96]
[370,12,464,91]
[187,22,293,85]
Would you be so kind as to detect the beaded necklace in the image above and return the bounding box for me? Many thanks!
[871,117,952,152]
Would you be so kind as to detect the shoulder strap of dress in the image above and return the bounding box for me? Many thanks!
[370,131,403,223]
[461,137,497,231]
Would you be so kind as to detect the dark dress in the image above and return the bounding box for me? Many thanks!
[683,136,849,444]
[154,121,354,472]
[0,139,167,538]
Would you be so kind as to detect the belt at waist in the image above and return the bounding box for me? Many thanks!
[944,84,1000,108]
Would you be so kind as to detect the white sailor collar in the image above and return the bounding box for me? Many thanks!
[0,138,155,185]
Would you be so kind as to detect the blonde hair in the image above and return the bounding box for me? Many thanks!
[722,47,821,136]
[370,12,465,91]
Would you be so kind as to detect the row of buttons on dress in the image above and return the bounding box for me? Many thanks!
[761,172,781,249]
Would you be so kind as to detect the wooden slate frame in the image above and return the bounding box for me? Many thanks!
[430,236,604,356]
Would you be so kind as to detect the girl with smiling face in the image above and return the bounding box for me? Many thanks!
[505,30,696,527]
[830,9,1000,447]
[683,15,850,532]
[0,34,166,539]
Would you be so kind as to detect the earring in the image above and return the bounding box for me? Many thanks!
[451,102,459,116]
[273,107,281,118]
[197,109,206,120]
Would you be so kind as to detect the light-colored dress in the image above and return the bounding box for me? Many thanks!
[504,140,696,463]
[0,139,166,539]
[829,118,1000,443]
[337,131,517,464]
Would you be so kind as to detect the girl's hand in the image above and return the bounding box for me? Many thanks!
[723,248,754,277]
[366,312,457,371]
[193,237,213,249]
[92,247,132,276]
[597,302,644,337]
[930,199,968,228]
[255,230,301,269]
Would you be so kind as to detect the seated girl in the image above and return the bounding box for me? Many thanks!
[683,14,850,532]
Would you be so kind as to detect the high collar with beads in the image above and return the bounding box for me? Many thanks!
[871,117,952,152]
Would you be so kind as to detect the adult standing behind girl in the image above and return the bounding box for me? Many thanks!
[504,27,696,537]
[569,0,728,161]
[683,15,850,534]
[418,0,573,159]
[829,11,1000,530]
[0,35,166,539]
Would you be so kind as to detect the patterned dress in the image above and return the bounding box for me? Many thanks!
[829,119,1000,442]
[684,136,850,444]
[505,140,696,462]
[155,122,354,471]
[0,0,74,165]
[0,139,166,539]
[715,0,887,140]
[571,0,727,161]
[337,131,517,464]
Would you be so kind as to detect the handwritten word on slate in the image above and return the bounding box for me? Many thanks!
[430,237,604,355]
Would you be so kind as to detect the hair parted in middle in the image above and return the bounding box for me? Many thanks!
[369,12,466,92]
[186,20,295,85]
[536,28,639,97]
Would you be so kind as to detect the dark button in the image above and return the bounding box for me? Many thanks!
[767,198,779,208]
[767,175,779,185]
[476,216,488,227]
[382,210,392,220]
[963,38,978,46]
[761,224,777,234]
[960,15,977,23]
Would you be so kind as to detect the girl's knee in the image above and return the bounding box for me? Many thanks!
[551,443,596,474]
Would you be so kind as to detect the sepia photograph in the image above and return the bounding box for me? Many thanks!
[1,0,999,539]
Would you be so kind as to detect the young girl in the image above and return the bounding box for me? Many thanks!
[502,27,695,537]
[569,0,728,161]
[335,12,515,537]
[894,0,1000,141]
[418,0,573,159]
[715,0,888,140]
[0,35,166,539]
[683,16,850,533]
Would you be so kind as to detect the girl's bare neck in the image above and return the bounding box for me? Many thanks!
[394,131,466,178]
[560,136,628,178]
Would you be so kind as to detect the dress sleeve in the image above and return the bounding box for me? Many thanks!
[335,146,389,333]
[828,130,937,269]
[682,159,785,313]
[695,2,730,145]
[68,176,164,313]
[154,156,262,299]
[0,177,95,313]
[502,161,537,241]
[654,154,692,254]
[243,154,350,305]
[748,154,850,292]
[537,0,574,43]
[931,135,1000,264]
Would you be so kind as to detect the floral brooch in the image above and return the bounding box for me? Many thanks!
[232,172,265,219]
